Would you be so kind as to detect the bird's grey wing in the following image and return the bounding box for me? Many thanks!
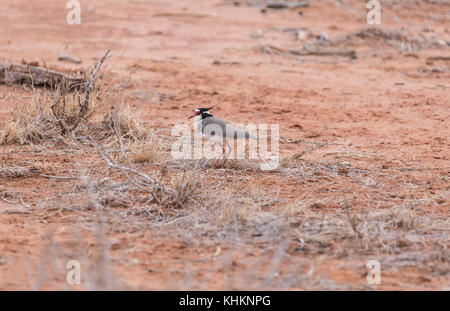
[201,117,257,139]
[206,118,257,139]
[201,117,229,136]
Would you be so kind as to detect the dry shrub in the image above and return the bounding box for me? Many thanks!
[1,51,111,145]
[50,81,100,129]
[0,84,104,145]
[151,167,201,209]
[0,70,108,145]
[50,51,111,134]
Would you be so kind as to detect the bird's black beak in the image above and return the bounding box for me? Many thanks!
[188,115,194,119]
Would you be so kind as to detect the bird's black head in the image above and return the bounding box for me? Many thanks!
[188,105,215,119]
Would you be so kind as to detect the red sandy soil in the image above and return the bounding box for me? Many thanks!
[0,0,449,290]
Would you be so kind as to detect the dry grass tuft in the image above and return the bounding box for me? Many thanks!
[218,196,259,225]
[0,90,59,145]
[101,107,147,142]
[129,137,163,164]
[98,106,162,164]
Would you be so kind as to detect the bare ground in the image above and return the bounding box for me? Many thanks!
[0,0,449,290]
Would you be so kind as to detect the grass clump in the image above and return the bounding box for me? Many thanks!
[0,91,58,145]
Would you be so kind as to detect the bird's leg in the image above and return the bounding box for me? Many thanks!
[212,142,224,168]
[222,140,232,167]
[212,158,220,168]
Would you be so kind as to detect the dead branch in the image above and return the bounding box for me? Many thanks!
[426,56,450,65]
[280,136,322,145]
[261,44,356,59]
[0,62,84,89]
[100,150,156,183]
[38,174,77,180]
[266,1,309,9]
[58,52,82,64]
[290,46,356,59]
[66,50,110,133]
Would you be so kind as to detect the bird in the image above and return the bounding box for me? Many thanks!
[188,106,257,167]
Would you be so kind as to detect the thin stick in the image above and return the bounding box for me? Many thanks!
[66,50,111,133]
